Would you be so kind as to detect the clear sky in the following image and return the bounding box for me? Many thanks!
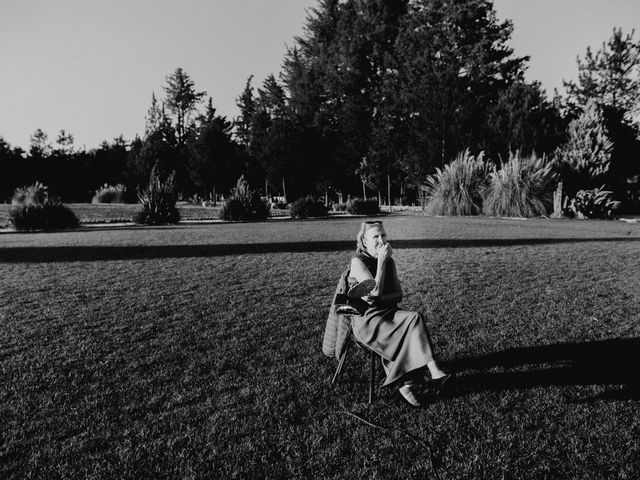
[1,0,639,151]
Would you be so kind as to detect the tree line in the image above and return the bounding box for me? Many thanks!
[1,0,639,208]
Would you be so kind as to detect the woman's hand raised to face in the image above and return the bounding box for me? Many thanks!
[377,242,392,263]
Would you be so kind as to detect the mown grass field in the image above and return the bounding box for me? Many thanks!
[1,215,639,479]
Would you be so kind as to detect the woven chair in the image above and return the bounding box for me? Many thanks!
[331,330,381,403]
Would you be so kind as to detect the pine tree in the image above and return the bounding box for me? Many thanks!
[145,93,162,137]
[163,67,206,144]
[565,28,640,118]
[187,98,241,200]
[391,0,528,178]
[235,76,256,147]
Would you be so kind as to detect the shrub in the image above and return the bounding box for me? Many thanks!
[424,150,489,215]
[553,100,613,197]
[289,197,328,219]
[9,182,79,231]
[345,198,380,215]
[482,152,554,218]
[570,186,621,219]
[132,165,180,225]
[11,181,48,206]
[331,202,347,212]
[92,184,126,204]
[219,176,270,221]
[271,201,288,210]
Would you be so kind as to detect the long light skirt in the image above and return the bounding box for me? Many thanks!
[352,307,433,386]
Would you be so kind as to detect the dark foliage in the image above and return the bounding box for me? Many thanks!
[346,198,380,215]
[9,203,79,231]
[9,182,79,231]
[289,197,328,219]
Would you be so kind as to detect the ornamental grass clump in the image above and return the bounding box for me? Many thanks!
[92,184,126,204]
[132,165,180,225]
[9,182,79,231]
[424,149,489,216]
[482,152,553,218]
[219,176,270,221]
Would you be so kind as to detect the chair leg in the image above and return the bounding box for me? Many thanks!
[331,338,351,384]
[368,349,376,403]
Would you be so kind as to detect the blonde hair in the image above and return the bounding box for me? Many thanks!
[356,220,383,252]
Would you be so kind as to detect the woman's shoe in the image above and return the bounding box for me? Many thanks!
[429,373,455,396]
[431,373,454,387]
[398,383,427,407]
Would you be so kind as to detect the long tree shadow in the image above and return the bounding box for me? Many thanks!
[1,237,638,263]
[437,337,640,401]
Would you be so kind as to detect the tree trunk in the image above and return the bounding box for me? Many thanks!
[378,190,381,207]
[362,180,367,200]
[282,177,287,203]
[552,182,563,218]
[387,173,392,213]
[265,179,269,198]
[325,185,328,207]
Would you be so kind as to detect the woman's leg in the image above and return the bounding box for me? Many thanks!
[420,322,447,380]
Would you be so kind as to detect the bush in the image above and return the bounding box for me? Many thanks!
[424,150,489,215]
[482,152,553,218]
[11,181,48,206]
[271,201,288,210]
[92,184,126,204]
[553,100,613,197]
[570,186,621,219]
[132,165,180,225]
[9,182,79,231]
[219,176,270,221]
[289,197,328,218]
[331,202,347,212]
[346,198,379,215]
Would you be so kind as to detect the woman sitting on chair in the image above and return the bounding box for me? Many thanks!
[349,220,451,406]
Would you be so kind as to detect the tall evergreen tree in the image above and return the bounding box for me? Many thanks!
[235,76,256,148]
[29,128,50,158]
[281,0,408,198]
[391,0,528,179]
[133,103,177,187]
[145,92,163,137]
[565,28,640,118]
[187,98,241,200]
[163,67,206,144]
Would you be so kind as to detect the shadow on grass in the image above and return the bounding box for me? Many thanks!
[1,237,639,263]
[440,337,640,401]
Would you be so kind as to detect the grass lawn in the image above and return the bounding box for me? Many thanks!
[1,215,639,479]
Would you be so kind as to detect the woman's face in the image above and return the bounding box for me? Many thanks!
[363,225,387,257]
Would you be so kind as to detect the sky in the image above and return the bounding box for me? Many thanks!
[1,0,639,151]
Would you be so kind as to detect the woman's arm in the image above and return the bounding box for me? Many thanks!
[349,256,385,296]
[378,259,402,303]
